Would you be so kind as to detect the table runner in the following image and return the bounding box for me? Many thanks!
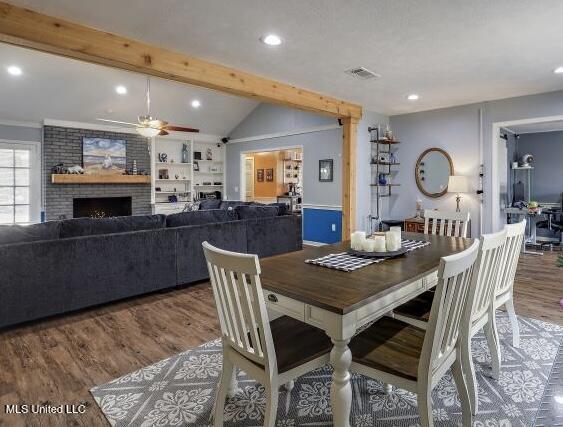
[305,239,430,272]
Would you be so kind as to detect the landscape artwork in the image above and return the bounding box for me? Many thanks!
[82,138,126,175]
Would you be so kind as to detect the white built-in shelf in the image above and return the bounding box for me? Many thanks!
[194,184,223,187]
[512,166,534,170]
[156,179,191,182]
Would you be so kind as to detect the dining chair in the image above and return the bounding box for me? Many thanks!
[349,239,480,427]
[424,209,471,238]
[393,229,507,415]
[202,241,333,427]
[487,219,526,380]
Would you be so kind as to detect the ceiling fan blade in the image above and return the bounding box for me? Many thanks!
[96,118,138,127]
[163,125,200,133]
[158,130,169,136]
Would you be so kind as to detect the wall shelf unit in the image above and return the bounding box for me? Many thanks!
[152,135,224,214]
[368,127,401,231]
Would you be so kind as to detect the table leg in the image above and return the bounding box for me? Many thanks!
[330,338,352,427]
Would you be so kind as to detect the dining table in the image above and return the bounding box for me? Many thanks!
[259,231,474,427]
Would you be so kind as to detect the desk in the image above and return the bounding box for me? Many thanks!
[260,232,474,426]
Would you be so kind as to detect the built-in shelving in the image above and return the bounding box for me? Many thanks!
[152,135,225,214]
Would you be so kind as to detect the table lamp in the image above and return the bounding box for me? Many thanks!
[448,175,469,212]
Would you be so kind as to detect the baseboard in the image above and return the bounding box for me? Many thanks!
[303,240,327,247]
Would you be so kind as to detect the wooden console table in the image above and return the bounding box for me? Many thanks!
[405,217,472,237]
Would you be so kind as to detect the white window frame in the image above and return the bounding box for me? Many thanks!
[0,139,41,224]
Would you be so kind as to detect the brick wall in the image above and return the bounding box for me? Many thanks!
[43,125,151,220]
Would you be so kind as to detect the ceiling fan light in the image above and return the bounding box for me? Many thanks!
[136,127,161,138]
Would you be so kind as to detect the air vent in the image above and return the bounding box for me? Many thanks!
[345,67,381,80]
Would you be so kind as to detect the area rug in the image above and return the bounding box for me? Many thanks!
[91,313,563,426]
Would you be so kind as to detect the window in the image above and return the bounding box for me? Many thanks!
[0,142,40,224]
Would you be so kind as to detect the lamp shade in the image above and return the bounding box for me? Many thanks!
[448,175,469,193]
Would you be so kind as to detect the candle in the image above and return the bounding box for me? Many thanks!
[373,235,386,252]
[386,231,401,251]
[390,226,402,239]
[363,238,377,252]
[351,231,366,251]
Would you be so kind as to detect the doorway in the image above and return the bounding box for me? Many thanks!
[241,147,302,207]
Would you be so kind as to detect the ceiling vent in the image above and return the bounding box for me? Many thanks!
[345,67,381,80]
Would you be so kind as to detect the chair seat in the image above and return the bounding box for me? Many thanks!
[349,317,426,381]
[270,316,333,374]
[393,290,434,323]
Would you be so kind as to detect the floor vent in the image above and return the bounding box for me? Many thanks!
[345,67,381,80]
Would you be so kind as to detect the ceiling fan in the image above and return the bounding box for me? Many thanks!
[97,76,199,137]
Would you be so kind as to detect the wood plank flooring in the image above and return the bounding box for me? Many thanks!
[0,253,561,426]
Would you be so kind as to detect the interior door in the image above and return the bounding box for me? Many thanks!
[0,141,41,224]
[244,157,254,201]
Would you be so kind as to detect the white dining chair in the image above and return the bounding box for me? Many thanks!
[393,229,507,415]
[349,239,480,427]
[202,241,333,427]
[487,219,526,380]
[424,209,471,238]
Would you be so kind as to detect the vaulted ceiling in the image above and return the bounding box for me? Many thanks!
[5,0,563,115]
[0,44,259,135]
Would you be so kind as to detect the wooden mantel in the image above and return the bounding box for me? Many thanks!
[0,1,361,238]
[51,174,151,185]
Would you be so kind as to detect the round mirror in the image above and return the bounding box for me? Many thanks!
[415,148,454,198]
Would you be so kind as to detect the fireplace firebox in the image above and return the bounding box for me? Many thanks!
[73,197,133,218]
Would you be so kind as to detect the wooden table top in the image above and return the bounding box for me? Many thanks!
[260,232,474,315]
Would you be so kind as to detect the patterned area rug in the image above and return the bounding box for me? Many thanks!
[91,313,563,426]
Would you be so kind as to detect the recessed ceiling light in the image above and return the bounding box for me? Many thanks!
[6,65,22,76]
[407,94,419,101]
[191,99,201,108]
[260,34,282,46]
[115,85,127,95]
[554,66,563,74]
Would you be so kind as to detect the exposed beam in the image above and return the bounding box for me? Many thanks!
[0,2,362,120]
[342,117,358,240]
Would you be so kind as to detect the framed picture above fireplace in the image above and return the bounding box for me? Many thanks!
[82,138,126,175]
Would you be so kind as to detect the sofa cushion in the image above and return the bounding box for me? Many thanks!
[268,202,289,216]
[0,221,61,245]
[235,205,279,219]
[198,199,222,210]
[219,200,252,210]
[166,209,237,227]
[60,214,165,238]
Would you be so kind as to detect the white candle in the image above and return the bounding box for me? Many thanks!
[351,231,366,251]
[390,226,402,239]
[373,235,386,252]
[363,238,377,252]
[386,231,401,251]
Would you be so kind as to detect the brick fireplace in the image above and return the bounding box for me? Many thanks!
[43,125,151,220]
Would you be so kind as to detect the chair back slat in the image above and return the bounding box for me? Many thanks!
[495,219,526,298]
[424,209,470,238]
[203,241,274,368]
[420,240,479,373]
[465,229,507,324]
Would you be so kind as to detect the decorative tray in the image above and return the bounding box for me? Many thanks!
[347,247,408,258]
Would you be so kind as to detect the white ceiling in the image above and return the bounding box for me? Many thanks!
[6,0,563,116]
[0,44,258,135]
[507,120,563,134]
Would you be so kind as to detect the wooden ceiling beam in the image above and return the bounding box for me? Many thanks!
[0,1,362,120]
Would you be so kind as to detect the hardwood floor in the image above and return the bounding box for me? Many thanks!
[0,253,561,426]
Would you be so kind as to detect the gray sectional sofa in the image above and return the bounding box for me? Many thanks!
[0,203,302,329]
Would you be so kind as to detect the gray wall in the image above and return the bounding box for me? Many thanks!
[43,125,151,220]
[226,104,388,231]
[226,104,342,207]
[0,124,42,143]
[517,130,563,203]
[390,89,563,234]
[389,104,481,236]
